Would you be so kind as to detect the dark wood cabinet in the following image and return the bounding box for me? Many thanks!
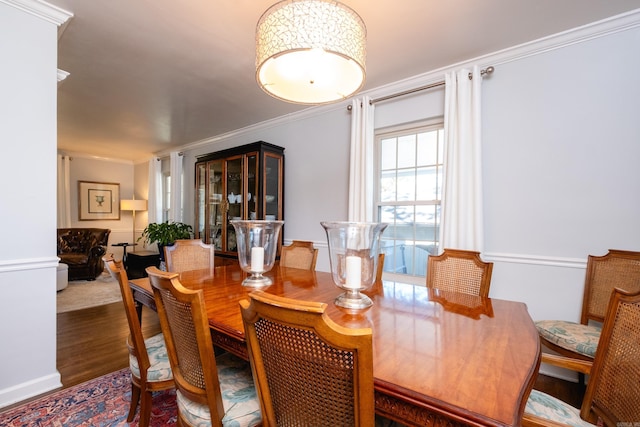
[195,141,284,257]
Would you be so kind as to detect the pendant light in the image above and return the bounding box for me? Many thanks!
[256,0,366,105]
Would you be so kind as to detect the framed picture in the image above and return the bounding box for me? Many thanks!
[78,181,120,221]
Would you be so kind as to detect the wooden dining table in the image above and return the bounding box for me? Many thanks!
[129,262,541,427]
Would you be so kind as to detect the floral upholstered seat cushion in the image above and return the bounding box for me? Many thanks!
[129,333,172,382]
[526,389,594,427]
[176,352,261,427]
[535,320,601,358]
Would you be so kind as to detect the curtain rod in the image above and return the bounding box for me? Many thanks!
[347,66,494,110]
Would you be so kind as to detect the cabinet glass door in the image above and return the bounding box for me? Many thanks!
[265,153,281,220]
[208,160,223,250]
[196,163,206,240]
[247,153,258,220]
[226,156,243,252]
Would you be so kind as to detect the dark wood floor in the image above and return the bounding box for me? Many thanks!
[56,300,586,408]
[57,301,162,388]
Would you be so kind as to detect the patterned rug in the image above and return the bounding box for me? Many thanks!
[0,369,176,426]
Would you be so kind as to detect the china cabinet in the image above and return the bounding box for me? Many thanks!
[195,141,284,257]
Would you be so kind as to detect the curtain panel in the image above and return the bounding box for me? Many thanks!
[439,65,484,252]
[147,158,162,224]
[348,96,375,222]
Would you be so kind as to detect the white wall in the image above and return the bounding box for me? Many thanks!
[64,155,137,258]
[0,1,70,407]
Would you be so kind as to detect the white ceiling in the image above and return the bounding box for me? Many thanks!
[50,0,640,161]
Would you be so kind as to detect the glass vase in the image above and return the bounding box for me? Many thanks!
[230,220,284,287]
[321,221,387,309]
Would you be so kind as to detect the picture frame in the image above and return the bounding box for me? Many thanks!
[78,181,120,221]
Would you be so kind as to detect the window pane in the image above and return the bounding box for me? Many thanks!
[397,169,415,201]
[381,138,396,170]
[397,135,415,169]
[380,170,396,202]
[416,166,438,201]
[417,131,438,166]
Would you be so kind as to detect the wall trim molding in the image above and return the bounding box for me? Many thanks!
[154,8,640,159]
[0,257,59,273]
[483,252,586,269]
[0,0,72,27]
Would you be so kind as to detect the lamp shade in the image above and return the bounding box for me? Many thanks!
[120,199,147,211]
[256,0,366,105]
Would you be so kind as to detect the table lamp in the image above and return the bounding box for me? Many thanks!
[120,198,147,251]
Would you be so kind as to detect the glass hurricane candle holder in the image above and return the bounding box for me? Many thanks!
[231,220,284,287]
[321,221,387,309]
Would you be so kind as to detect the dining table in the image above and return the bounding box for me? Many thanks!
[129,262,541,427]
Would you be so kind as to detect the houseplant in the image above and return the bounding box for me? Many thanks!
[138,221,193,261]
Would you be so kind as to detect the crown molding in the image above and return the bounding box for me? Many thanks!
[364,8,640,102]
[163,8,640,157]
[57,68,69,88]
[57,150,134,165]
[0,0,73,26]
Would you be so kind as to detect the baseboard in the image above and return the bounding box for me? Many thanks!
[0,372,61,409]
[538,362,580,383]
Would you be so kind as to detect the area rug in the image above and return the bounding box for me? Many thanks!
[57,271,122,314]
[0,368,176,426]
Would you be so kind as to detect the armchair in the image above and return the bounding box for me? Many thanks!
[57,228,111,281]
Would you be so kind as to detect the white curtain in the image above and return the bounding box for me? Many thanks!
[439,66,484,251]
[147,158,162,224]
[169,152,183,222]
[56,155,71,228]
[348,96,375,222]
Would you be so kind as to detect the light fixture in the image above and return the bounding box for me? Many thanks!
[120,199,147,251]
[256,0,366,105]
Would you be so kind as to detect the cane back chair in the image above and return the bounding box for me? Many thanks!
[103,255,173,427]
[524,288,640,427]
[426,248,493,298]
[240,290,374,426]
[146,267,261,427]
[279,240,318,270]
[164,239,214,273]
[535,250,640,373]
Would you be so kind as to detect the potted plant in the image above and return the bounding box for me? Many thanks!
[138,221,193,261]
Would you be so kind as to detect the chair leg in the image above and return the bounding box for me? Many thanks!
[138,390,153,427]
[128,382,141,422]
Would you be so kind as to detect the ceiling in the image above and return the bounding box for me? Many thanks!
[50,0,640,161]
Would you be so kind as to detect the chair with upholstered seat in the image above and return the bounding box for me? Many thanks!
[535,249,640,379]
[146,266,261,427]
[523,288,640,427]
[240,290,374,426]
[426,248,493,298]
[164,239,214,273]
[102,255,173,427]
[279,240,318,270]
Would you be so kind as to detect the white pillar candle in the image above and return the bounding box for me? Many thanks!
[345,256,361,289]
[251,246,264,272]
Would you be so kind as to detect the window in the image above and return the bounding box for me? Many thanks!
[377,121,444,280]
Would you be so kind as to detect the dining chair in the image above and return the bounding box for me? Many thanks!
[163,239,214,273]
[279,240,318,270]
[523,287,640,427]
[102,255,173,427]
[146,266,261,427]
[239,290,375,426]
[426,248,493,298]
[535,249,640,379]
